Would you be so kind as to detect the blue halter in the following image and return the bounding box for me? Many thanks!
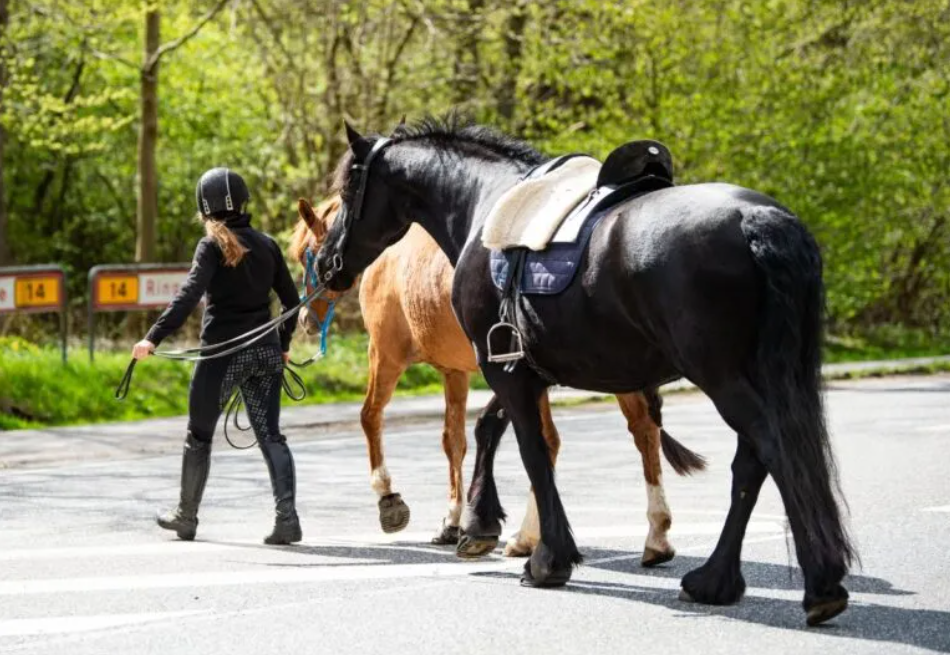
[304,248,336,357]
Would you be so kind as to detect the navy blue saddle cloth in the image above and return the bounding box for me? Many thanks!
[490,174,673,295]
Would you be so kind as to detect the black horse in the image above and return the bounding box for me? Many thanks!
[316,117,856,626]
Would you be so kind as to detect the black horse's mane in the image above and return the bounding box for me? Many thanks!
[332,114,545,192]
[393,114,547,166]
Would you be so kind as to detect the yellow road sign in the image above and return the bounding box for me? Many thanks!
[15,276,62,309]
[96,275,140,306]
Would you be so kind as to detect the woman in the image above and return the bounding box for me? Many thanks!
[132,167,302,545]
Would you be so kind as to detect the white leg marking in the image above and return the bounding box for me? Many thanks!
[446,501,463,527]
[645,478,672,552]
[503,490,540,556]
[370,466,392,497]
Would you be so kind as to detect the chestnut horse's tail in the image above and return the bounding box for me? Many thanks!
[660,429,707,476]
[741,207,857,572]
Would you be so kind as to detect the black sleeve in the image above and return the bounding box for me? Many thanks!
[272,239,300,352]
[145,239,218,346]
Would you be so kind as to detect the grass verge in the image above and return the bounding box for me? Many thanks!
[2,326,948,430]
[0,334,454,430]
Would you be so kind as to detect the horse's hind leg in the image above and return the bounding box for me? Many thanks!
[361,344,411,533]
[504,389,560,557]
[684,378,850,624]
[432,369,469,545]
[680,436,766,605]
[616,391,675,567]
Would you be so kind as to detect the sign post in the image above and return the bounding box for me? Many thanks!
[0,265,69,363]
[87,263,191,361]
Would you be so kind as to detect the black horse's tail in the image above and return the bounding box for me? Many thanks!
[740,208,857,573]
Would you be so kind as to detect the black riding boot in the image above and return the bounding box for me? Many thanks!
[260,435,302,545]
[157,433,210,541]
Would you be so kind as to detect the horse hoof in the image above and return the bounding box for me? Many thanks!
[806,598,848,626]
[503,535,534,558]
[456,534,498,559]
[431,523,461,545]
[680,564,745,605]
[641,546,675,568]
[520,559,572,588]
[378,493,410,533]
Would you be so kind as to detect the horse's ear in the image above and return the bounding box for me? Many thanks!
[344,120,362,146]
[298,198,318,228]
[343,119,373,160]
[299,197,328,241]
[389,114,406,137]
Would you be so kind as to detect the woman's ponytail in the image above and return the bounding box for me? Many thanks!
[203,217,249,267]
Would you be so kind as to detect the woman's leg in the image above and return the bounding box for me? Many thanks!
[157,356,234,540]
[239,345,301,545]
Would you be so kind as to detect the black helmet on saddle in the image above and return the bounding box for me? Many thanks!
[195,167,250,219]
[597,140,674,189]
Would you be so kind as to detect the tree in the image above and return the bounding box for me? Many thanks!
[134,0,229,263]
[0,0,9,265]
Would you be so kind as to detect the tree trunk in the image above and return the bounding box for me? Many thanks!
[497,1,528,125]
[0,0,10,265]
[452,0,485,105]
[136,6,160,263]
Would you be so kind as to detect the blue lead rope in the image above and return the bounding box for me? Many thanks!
[302,248,336,359]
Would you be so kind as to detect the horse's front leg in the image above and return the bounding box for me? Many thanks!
[482,365,581,585]
[361,344,411,533]
[504,389,560,557]
[456,393,510,558]
[431,369,469,545]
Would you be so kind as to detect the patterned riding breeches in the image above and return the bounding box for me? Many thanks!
[187,342,285,444]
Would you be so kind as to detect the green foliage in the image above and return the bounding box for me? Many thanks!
[1,0,948,337]
[0,333,452,430]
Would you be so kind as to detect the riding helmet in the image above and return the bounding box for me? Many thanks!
[195,167,250,218]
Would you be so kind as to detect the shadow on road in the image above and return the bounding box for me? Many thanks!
[478,548,948,653]
[204,538,477,567]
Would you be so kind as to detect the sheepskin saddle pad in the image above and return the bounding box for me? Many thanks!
[481,155,602,252]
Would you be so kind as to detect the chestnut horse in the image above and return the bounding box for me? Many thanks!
[290,196,705,563]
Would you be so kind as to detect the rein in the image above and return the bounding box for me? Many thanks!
[115,251,343,448]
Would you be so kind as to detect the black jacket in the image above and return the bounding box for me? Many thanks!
[145,216,299,351]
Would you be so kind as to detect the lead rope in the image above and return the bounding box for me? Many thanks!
[221,365,307,450]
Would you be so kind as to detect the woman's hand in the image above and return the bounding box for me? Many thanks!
[132,339,156,360]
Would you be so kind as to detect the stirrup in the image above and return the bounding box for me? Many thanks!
[487,321,525,363]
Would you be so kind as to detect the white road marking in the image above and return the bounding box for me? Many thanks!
[921,505,950,513]
[916,424,950,433]
[0,541,241,562]
[0,521,785,597]
[0,611,205,637]
[0,559,524,596]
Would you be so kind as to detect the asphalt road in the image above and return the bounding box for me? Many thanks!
[1,375,948,654]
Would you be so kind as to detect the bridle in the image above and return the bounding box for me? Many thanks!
[325,137,393,281]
